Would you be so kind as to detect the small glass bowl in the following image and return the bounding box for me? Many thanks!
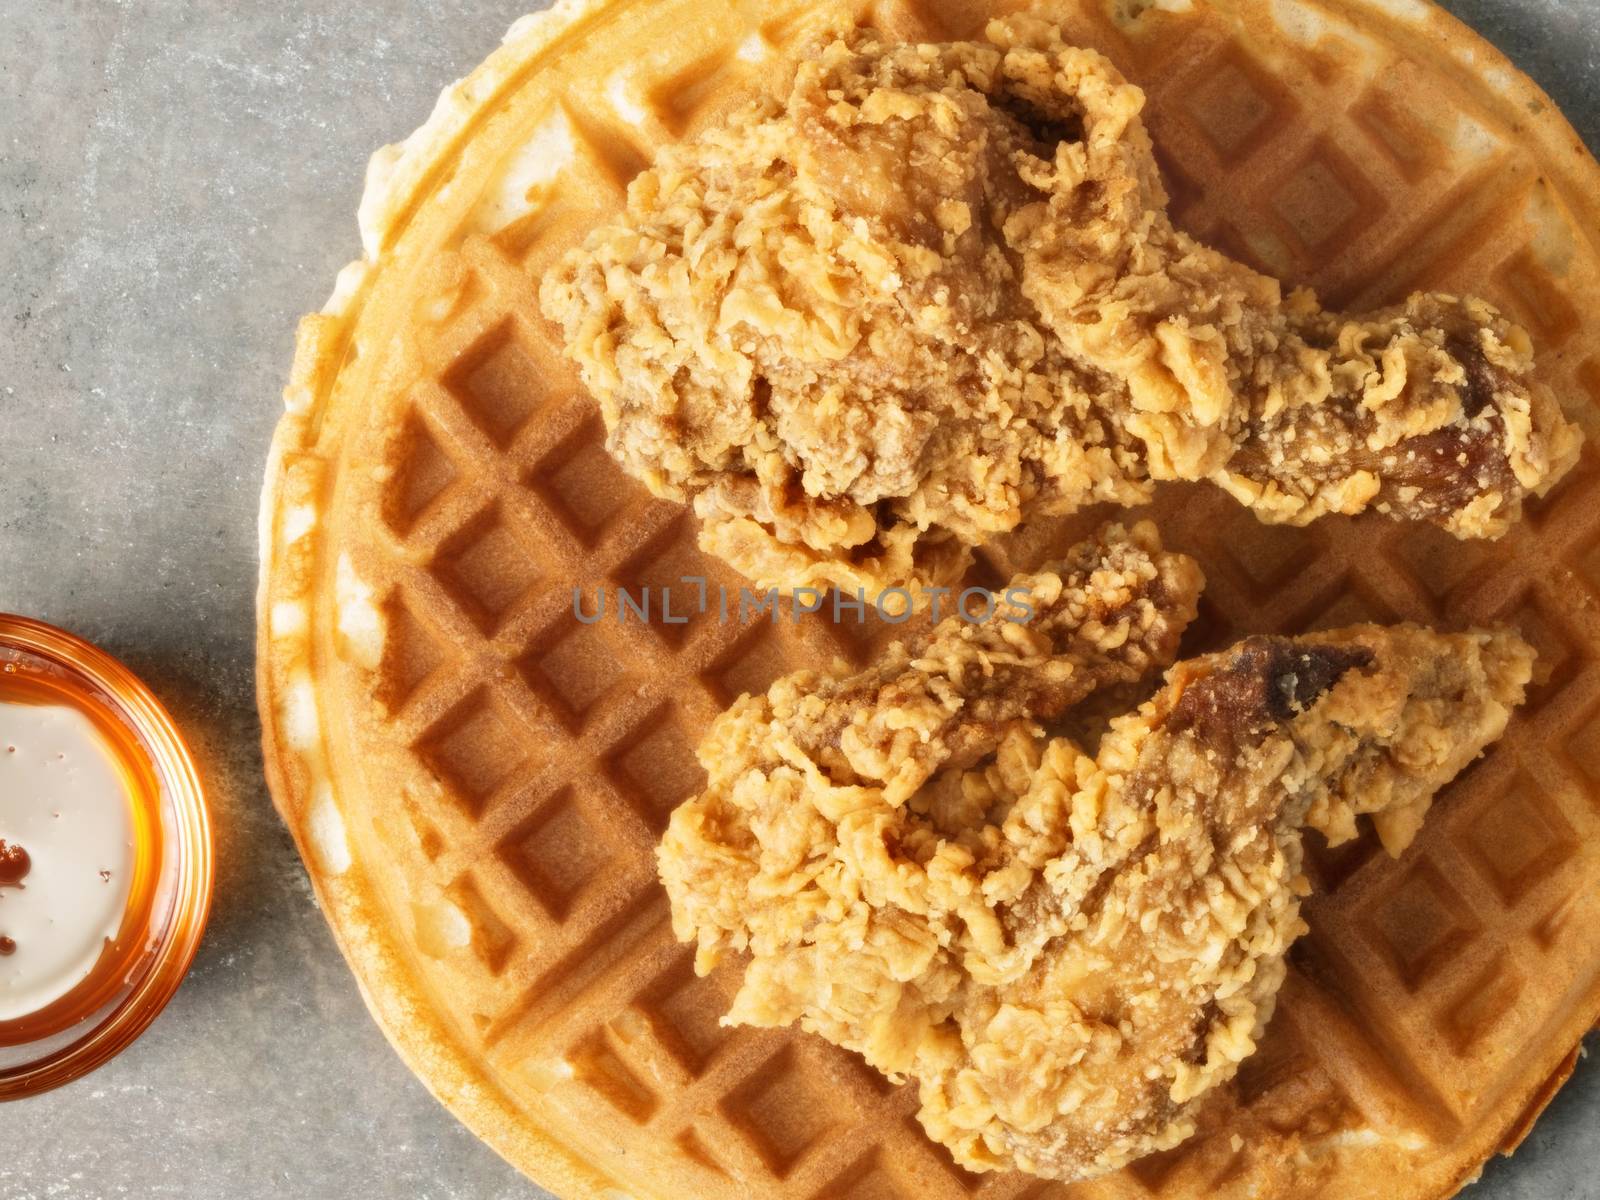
[0,614,212,1099]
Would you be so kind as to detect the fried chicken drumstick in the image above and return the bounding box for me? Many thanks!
[657,525,1533,1182]
[544,19,1580,596]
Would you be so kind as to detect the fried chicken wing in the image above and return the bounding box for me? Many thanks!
[543,20,1580,595]
[658,534,1533,1182]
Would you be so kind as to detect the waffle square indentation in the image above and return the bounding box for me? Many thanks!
[1181,45,1292,164]
[375,598,451,712]
[720,1046,842,1178]
[1270,137,1384,254]
[617,516,730,647]
[431,506,542,634]
[561,100,650,192]
[1207,502,1321,591]
[648,47,740,136]
[443,321,549,448]
[1361,859,1481,991]
[1495,247,1580,349]
[631,953,738,1077]
[1293,570,1401,633]
[520,618,632,732]
[704,625,794,706]
[608,708,707,832]
[1461,776,1578,905]
[415,690,532,817]
[1442,955,1525,1055]
[813,1150,911,1200]
[568,1029,661,1124]
[443,871,520,974]
[1561,702,1600,803]
[383,410,460,534]
[529,417,642,544]
[497,789,619,919]
[1350,83,1443,183]
[1303,821,1383,895]
[1126,1143,1189,1192]
[1391,525,1494,612]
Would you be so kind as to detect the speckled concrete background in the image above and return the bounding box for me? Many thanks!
[0,3,1594,1198]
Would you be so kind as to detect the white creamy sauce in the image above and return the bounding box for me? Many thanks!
[0,702,136,1022]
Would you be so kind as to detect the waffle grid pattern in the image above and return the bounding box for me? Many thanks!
[263,1,1600,1196]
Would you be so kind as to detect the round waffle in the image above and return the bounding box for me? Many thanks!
[258,2,1600,1197]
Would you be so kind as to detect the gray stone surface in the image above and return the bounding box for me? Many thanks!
[0,1,1593,1197]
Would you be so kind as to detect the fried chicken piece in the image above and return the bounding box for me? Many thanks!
[663,520,1204,972]
[658,546,1533,1182]
[989,22,1579,533]
[543,21,1580,596]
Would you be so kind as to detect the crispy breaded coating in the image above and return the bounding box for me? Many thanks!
[662,521,1203,974]
[658,530,1532,1181]
[543,20,1580,595]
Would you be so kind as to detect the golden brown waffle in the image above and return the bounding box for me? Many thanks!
[257,1,1600,1197]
